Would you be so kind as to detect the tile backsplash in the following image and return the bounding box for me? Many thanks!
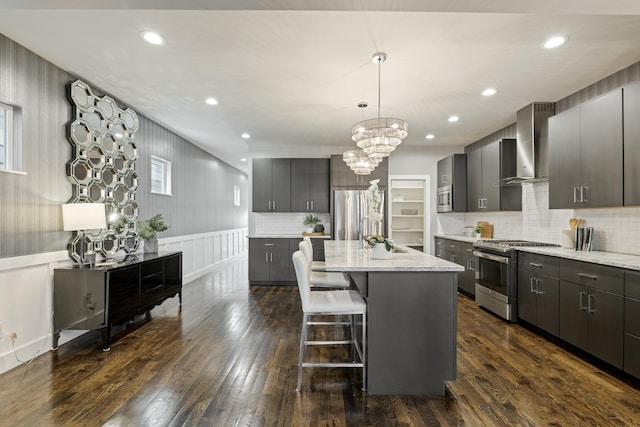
[437,182,640,255]
[254,212,332,236]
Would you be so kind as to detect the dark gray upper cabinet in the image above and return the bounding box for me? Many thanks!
[549,89,623,209]
[330,155,388,188]
[290,159,330,213]
[466,139,521,212]
[624,82,640,206]
[548,106,581,209]
[437,154,467,212]
[252,158,291,212]
[466,149,482,212]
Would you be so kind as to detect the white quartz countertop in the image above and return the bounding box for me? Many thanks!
[435,234,640,271]
[248,234,331,239]
[322,241,464,272]
[516,246,640,271]
[433,234,478,244]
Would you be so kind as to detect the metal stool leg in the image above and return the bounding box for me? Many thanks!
[296,313,309,391]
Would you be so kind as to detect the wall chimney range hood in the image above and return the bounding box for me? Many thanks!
[499,102,555,185]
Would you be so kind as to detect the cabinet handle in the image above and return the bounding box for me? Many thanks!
[536,279,543,295]
[264,243,275,247]
[451,254,457,263]
[579,291,587,311]
[268,200,272,210]
[273,201,276,210]
[306,201,309,210]
[530,278,537,294]
[573,187,580,203]
[581,186,589,203]
[478,199,482,209]
[466,248,473,252]
[577,273,598,280]
[588,294,595,314]
[469,260,475,271]
[310,201,314,210]
[449,244,456,249]
[529,263,543,268]
[270,253,273,262]
[265,253,269,263]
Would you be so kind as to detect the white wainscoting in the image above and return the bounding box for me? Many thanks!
[0,228,248,376]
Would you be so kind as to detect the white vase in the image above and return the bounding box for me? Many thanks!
[143,238,158,254]
[476,233,482,240]
[370,242,392,259]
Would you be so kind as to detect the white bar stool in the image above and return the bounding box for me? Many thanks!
[292,250,367,392]
[299,240,350,289]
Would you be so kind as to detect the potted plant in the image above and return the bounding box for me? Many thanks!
[138,214,169,253]
[474,226,483,240]
[303,214,320,233]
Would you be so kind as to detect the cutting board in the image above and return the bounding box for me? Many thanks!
[302,232,325,236]
[476,221,494,238]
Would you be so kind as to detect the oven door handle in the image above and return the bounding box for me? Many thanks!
[473,250,510,264]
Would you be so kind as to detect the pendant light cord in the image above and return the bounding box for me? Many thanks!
[377,57,381,119]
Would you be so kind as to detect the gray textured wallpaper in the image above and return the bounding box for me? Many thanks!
[0,34,247,259]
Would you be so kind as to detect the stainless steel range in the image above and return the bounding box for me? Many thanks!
[473,239,559,321]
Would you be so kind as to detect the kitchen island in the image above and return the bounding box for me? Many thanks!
[320,241,463,395]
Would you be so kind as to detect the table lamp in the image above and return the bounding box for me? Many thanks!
[62,203,107,267]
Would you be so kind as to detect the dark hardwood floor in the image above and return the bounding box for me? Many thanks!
[1,256,640,426]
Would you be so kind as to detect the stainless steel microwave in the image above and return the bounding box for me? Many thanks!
[437,185,452,212]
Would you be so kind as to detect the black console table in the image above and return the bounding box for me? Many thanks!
[53,251,182,350]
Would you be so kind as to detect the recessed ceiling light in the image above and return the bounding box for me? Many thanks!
[544,35,569,49]
[448,115,459,123]
[140,31,165,45]
[241,133,251,139]
[205,97,218,106]
[482,88,497,96]
[240,158,248,162]
[426,134,435,140]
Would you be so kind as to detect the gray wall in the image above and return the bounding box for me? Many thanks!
[0,33,247,259]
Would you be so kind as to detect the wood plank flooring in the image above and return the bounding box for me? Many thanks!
[1,256,640,426]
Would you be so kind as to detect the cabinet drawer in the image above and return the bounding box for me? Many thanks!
[249,238,289,250]
[519,253,559,278]
[445,240,461,252]
[559,259,623,294]
[460,242,475,256]
[435,247,447,259]
[625,271,640,299]
[625,297,640,336]
[435,238,446,249]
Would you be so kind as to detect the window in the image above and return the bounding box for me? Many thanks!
[233,185,241,206]
[0,102,14,171]
[151,156,171,195]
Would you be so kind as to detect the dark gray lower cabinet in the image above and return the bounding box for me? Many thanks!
[434,238,475,297]
[516,253,639,377]
[250,237,327,285]
[624,271,640,377]
[517,253,560,335]
[558,260,624,369]
[249,238,292,284]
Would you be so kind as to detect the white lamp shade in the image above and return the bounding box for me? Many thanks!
[62,203,107,231]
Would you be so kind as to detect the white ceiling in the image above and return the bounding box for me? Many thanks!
[1,1,640,173]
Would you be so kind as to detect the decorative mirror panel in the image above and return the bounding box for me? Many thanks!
[66,79,140,260]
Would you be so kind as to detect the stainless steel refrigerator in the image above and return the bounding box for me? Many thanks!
[333,189,386,240]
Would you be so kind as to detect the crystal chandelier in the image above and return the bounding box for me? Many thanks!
[343,149,380,175]
[351,53,408,158]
